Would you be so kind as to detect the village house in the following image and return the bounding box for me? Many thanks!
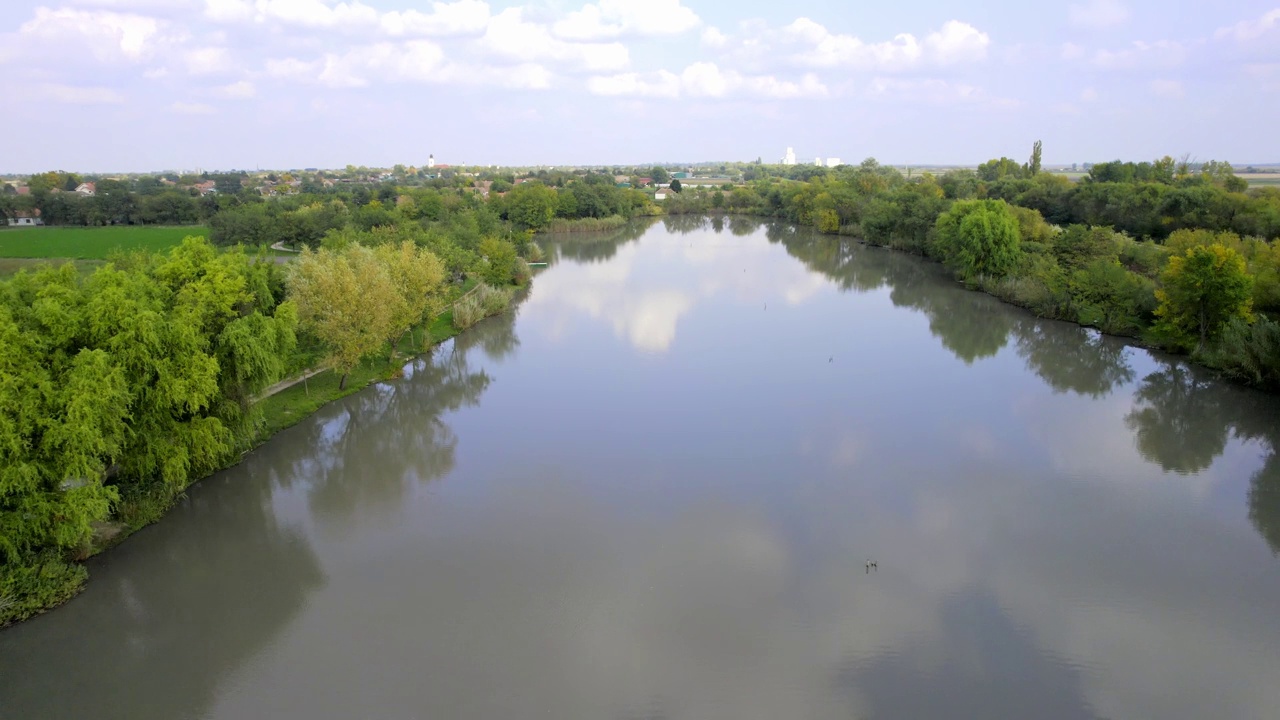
[7,209,44,227]
[75,182,96,196]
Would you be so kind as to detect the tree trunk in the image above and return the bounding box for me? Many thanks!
[1199,306,1208,353]
[339,372,349,391]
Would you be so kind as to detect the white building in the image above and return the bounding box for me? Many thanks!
[781,147,796,165]
[815,157,824,166]
[825,158,842,168]
[427,154,436,169]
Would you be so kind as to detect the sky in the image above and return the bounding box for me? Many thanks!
[0,0,1277,173]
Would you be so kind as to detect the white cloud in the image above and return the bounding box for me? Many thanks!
[203,0,253,23]
[1090,40,1185,70]
[926,20,991,64]
[865,77,1018,108]
[213,80,256,98]
[265,56,319,79]
[251,0,379,29]
[701,26,728,49]
[40,83,126,104]
[380,0,490,37]
[315,41,446,88]
[435,62,554,89]
[268,43,551,90]
[552,0,700,40]
[476,7,629,72]
[1214,9,1280,42]
[1149,79,1185,99]
[1068,0,1131,29]
[1080,86,1099,102]
[783,17,988,71]
[71,0,199,8]
[183,46,233,75]
[588,70,681,98]
[170,100,216,114]
[204,0,489,36]
[19,7,173,63]
[588,63,828,100]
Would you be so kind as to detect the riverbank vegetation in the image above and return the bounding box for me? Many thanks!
[1,192,535,624]
[663,149,1280,391]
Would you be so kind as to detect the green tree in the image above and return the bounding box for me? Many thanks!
[374,241,447,352]
[670,178,683,194]
[651,167,671,184]
[1027,140,1043,176]
[504,182,558,230]
[976,157,1024,182]
[934,199,1023,278]
[478,237,518,287]
[1154,244,1254,352]
[287,245,397,389]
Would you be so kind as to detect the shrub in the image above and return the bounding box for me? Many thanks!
[1205,316,1280,391]
[451,295,484,330]
[1,553,88,626]
[512,258,532,286]
[476,282,514,315]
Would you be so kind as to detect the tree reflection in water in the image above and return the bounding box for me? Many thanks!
[266,306,515,537]
[763,220,1280,555]
[0,455,326,719]
[1015,320,1134,398]
[1124,364,1233,475]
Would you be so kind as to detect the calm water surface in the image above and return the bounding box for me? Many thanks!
[3,218,1280,720]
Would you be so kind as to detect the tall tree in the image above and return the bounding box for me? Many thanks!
[287,245,397,389]
[374,241,447,352]
[1028,140,1043,176]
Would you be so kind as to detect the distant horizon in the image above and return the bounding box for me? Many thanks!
[4,158,1280,178]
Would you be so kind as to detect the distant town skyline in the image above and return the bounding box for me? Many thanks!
[1,0,1278,173]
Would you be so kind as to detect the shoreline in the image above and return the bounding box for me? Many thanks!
[1,277,521,629]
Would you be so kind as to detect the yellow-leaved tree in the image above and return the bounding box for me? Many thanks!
[287,245,397,389]
[374,240,447,353]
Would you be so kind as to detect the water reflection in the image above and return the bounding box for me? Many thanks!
[837,589,1099,720]
[5,217,1280,720]
[268,319,504,535]
[769,220,1280,555]
[1124,364,1233,475]
[547,220,654,264]
[0,460,325,719]
[1014,321,1134,398]
[1249,454,1280,555]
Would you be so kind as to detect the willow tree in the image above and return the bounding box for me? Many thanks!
[288,245,397,389]
[933,199,1023,279]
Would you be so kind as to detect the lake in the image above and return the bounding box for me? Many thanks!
[3,217,1279,720]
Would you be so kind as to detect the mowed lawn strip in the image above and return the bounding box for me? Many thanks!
[0,225,211,258]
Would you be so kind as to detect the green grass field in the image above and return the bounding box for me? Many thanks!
[0,225,210,259]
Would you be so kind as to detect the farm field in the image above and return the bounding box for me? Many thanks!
[0,225,210,259]
[1245,173,1280,187]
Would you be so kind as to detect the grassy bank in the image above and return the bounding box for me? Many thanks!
[0,225,211,258]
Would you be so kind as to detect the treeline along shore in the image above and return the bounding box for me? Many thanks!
[0,192,536,625]
[4,145,1280,625]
